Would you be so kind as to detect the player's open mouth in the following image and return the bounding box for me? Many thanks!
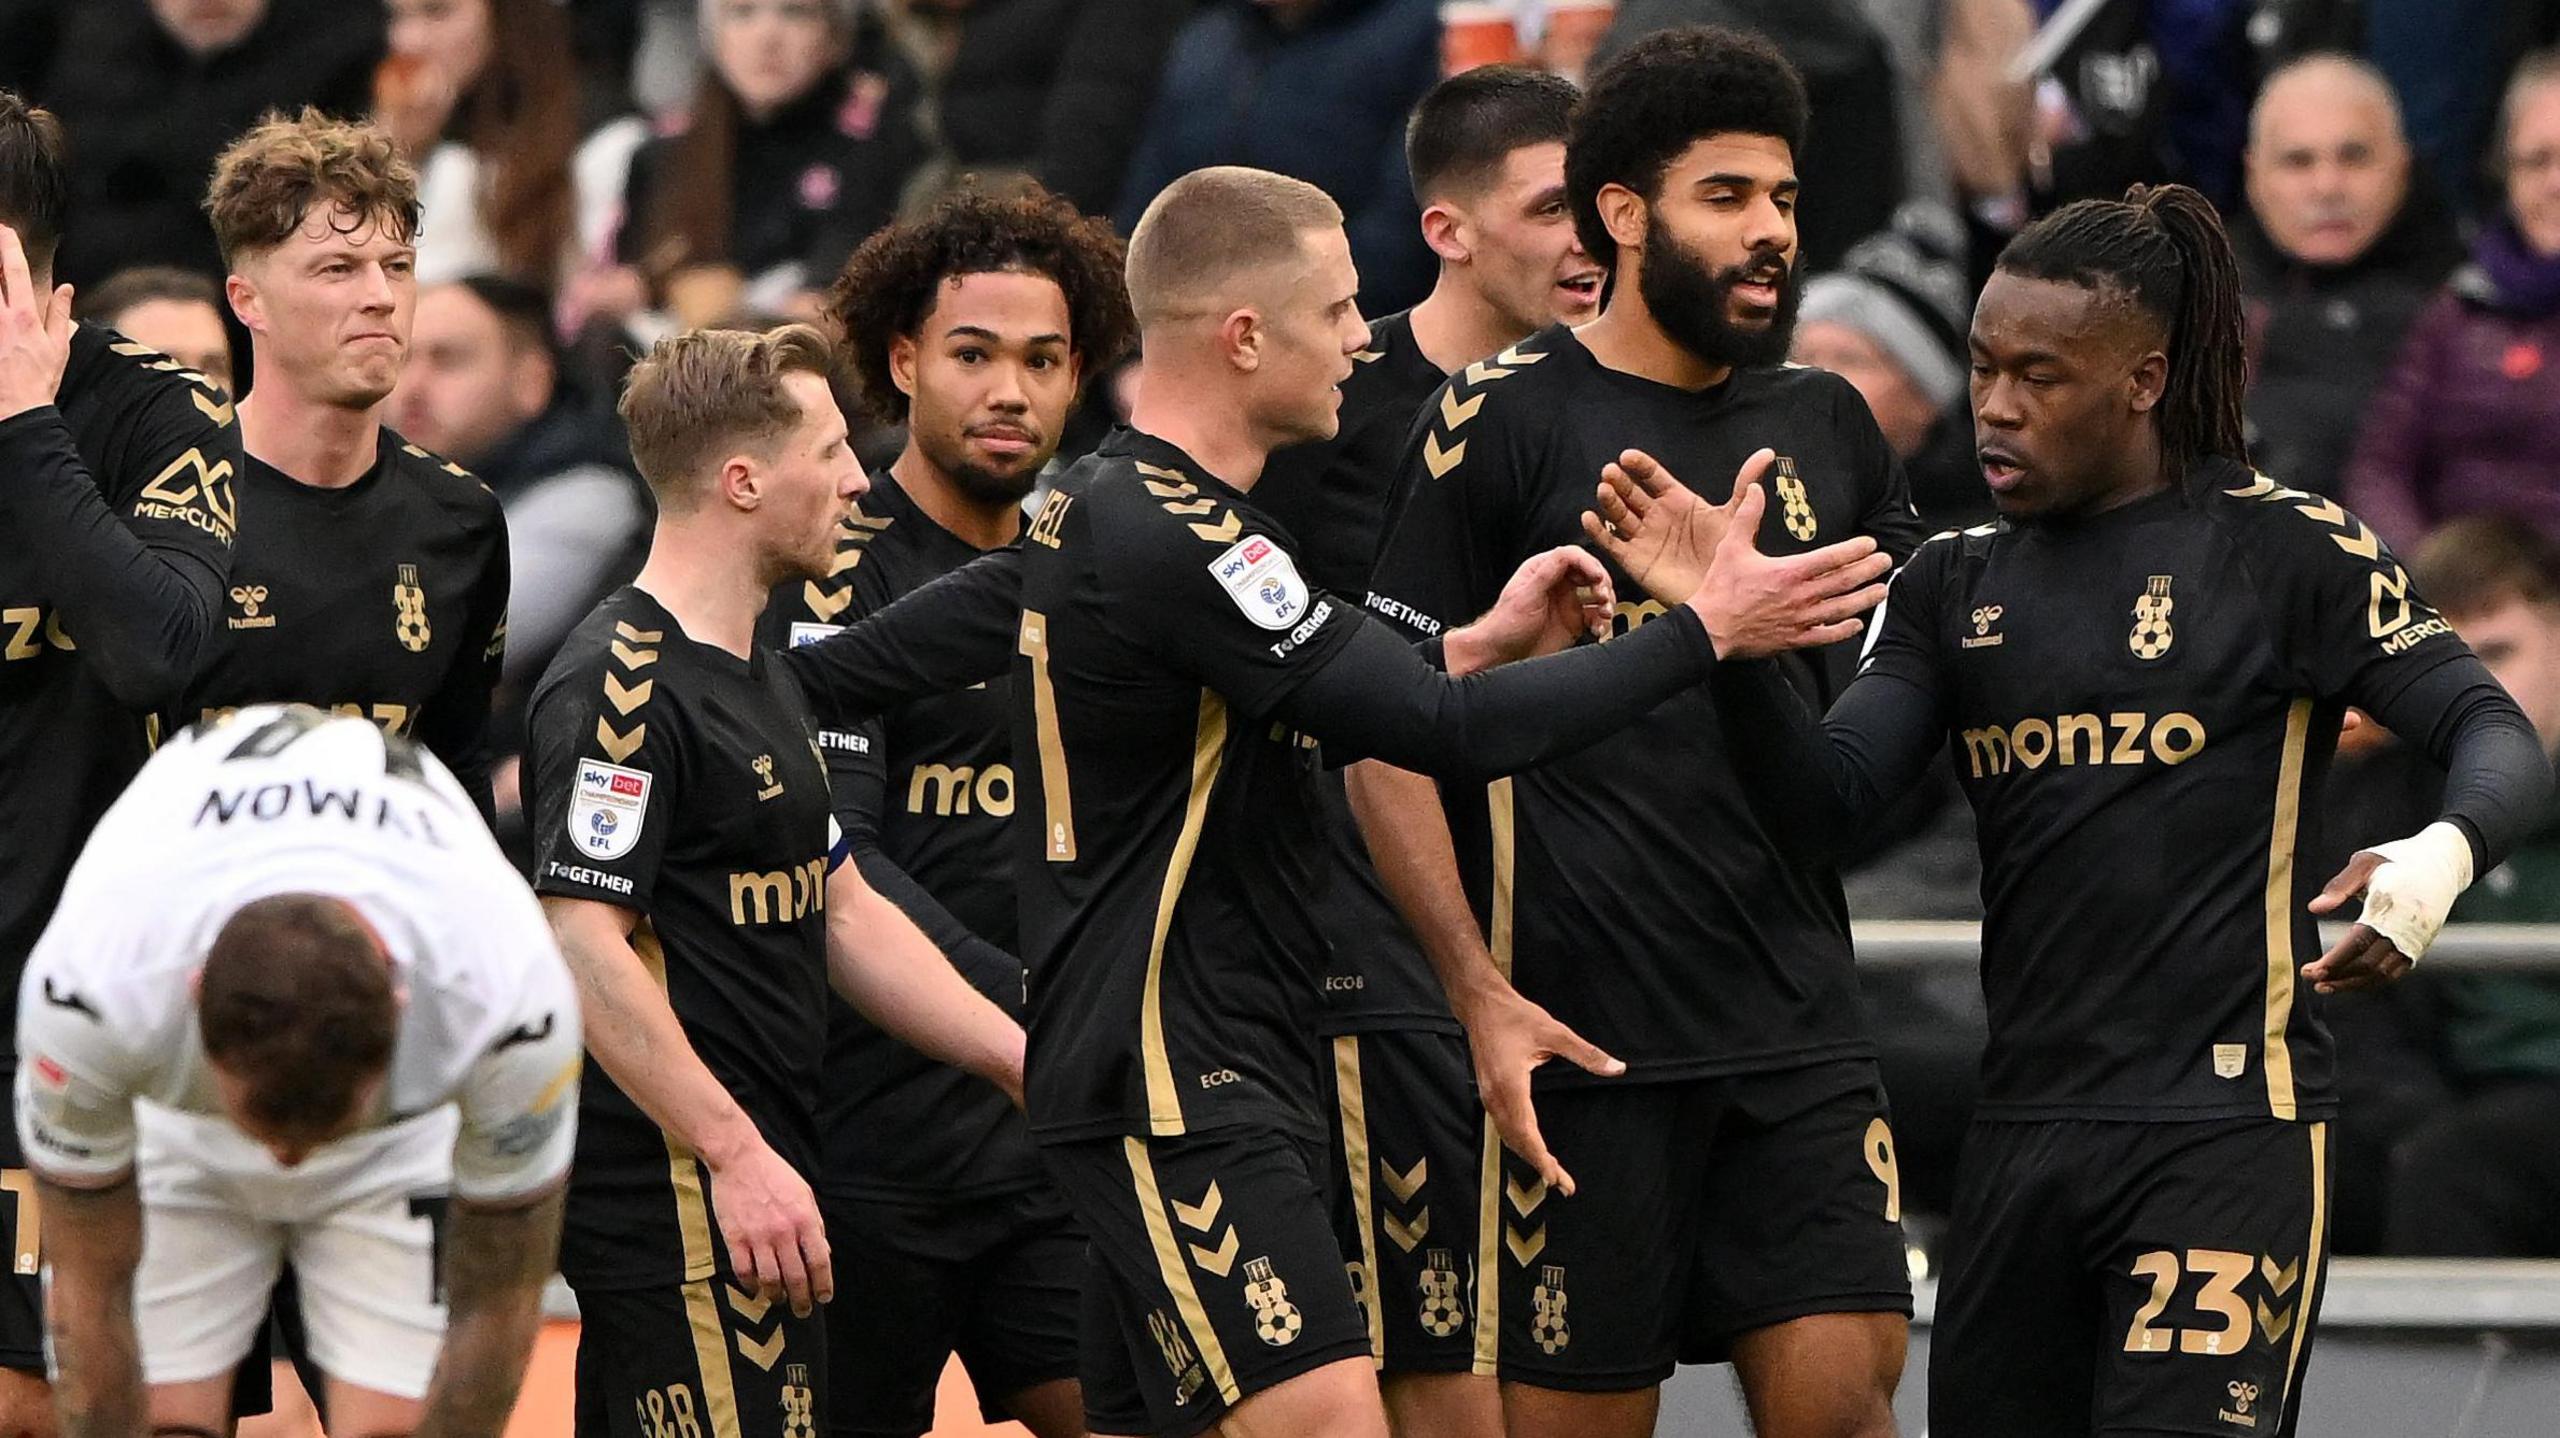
[1729,274,1784,311]
[1558,272,1604,303]
[1980,449,2027,492]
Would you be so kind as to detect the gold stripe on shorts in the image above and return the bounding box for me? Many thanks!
[1334,1036,1386,1365]
[1125,1136,1242,1405]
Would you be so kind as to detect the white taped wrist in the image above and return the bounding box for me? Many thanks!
[2354,820,2476,962]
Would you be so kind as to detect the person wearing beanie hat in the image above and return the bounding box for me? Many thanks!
[1793,207,1994,527]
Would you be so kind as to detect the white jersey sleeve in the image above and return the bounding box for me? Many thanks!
[14,922,150,1186]
[449,924,583,1204]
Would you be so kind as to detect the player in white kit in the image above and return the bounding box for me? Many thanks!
[14,703,581,1438]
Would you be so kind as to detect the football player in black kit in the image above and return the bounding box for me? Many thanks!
[182,111,508,818]
[529,326,1029,1438]
[759,188,1133,1438]
[1249,65,1599,1438]
[0,89,242,1433]
[1358,28,1923,1438]
[766,162,1897,1438]
[1608,185,2557,1437]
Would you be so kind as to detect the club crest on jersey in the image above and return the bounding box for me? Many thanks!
[570,758,651,859]
[2129,575,2176,660]
[393,564,433,654]
[227,584,275,630]
[1209,534,1310,631]
[1772,455,1818,541]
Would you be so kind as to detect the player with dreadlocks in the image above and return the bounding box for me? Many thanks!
[1585,182,2555,1436]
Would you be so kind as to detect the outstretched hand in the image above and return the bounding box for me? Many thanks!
[1457,984,1622,1196]
[1584,446,1893,659]
[1580,447,1762,604]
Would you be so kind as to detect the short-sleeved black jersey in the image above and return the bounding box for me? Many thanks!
[0,323,238,1021]
[1255,308,1456,1034]
[528,587,838,1289]
[1364,326,1928,1082]
[1013,429,1366,1144]
[759,475,1040,1201]
[183,432,508,813]
[1854,466,2471,1121]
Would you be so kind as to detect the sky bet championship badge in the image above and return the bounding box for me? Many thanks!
[569,759,651,860]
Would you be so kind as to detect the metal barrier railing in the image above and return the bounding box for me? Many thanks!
[1852,922,2560,971]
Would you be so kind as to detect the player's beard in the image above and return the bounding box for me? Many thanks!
[1638,212,1799,370]
[920,424,1046,509]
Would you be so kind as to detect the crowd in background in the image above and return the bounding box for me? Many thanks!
[7,0,2560,1258]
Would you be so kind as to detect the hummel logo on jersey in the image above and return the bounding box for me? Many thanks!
[752,754,784,800]
[227,585,275,630]
[40,979,98,1020]
[493,1014,555,1052]
[1962,604,2005,649]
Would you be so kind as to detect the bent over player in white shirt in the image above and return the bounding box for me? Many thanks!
[13,704,582,1438]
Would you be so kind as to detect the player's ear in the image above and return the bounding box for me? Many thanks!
[1596,183,1648,256]
[1420,200,1471,265]
[717,453,763,511]
[1222,307,1263,374]
[887,331,921,400]
[224,269,264,335]
[2126,346,2169,415]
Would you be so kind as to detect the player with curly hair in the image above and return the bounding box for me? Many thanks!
[1358,27,1925,1438]
[758,183,1132,1438]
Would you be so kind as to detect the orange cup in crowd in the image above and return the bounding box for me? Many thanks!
[1442,1,1523,76]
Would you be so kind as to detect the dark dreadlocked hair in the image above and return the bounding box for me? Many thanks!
[1994,183,2250,478]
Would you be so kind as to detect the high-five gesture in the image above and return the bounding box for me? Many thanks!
[1582,445,1892,659]
[0,223,72,424]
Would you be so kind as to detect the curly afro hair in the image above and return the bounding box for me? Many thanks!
[1565,26,1808,268]
[824,184,1136,426]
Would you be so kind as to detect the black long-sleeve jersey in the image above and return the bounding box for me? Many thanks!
[528,588,842,1290]
[182,432,508,818]
[1364,326,1929,1084]
[991,428,1726,1145]
[1254,309,1456,1034]
[1714,462,2554,1122]
[0,323,238,1026]
[759,475,1040,1201]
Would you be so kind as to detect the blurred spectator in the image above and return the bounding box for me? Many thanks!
[2346,53,2560,545]
[391,275,648,707]
[76,265,236,394]
[33,0,383,286]
[895,0,1194,215]
[1792,205,1991,528]
[2238,54,2461,497]
[1592,1,1904,270]
[2367,0,2509,218]
[602,0,927,329]
[1858,0,1956,208]
[2018,0,2356,216]
[381,0,650,290]
[2380,517,2560,1257]
[1117,0,1441,315]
